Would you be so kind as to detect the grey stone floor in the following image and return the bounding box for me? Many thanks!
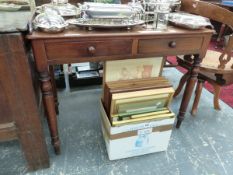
[1,68,233,175]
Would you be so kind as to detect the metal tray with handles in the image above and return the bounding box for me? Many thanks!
[67,18,144,30]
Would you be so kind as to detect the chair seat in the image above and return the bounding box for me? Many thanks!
[200,50,233,74]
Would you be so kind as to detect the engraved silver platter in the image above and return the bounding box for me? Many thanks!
[67,18,144,30]
[169,12,213,29]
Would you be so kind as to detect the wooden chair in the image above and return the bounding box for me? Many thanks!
[174,0,233,115]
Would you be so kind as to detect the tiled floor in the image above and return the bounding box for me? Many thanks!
[1,68,233,175]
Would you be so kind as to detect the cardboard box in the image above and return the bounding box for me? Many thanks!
[100,102,175,160]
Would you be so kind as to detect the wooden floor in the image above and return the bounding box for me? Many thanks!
[1,68,233,175]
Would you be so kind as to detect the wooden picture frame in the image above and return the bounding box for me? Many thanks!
[103,77,171,115]
[110,87,174,120]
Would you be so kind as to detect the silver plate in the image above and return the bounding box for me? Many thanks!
[36,3,80,17]
[169,12,213,29]
[67,18,144,29]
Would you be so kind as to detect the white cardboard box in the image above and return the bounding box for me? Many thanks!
[100,102,175,160]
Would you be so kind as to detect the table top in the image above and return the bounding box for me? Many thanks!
[27,25,214,40]
[0,11,32,33]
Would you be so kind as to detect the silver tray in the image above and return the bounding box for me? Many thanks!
[67,18,144,30]
[36,3,80,17]
[169,12,213,29]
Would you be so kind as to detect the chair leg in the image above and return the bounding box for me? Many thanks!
[174,72,190,97]
[213,84,221,110]
[191,78,204,116]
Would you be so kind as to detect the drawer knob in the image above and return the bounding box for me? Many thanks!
[88,46,96,55]
[168,41,176,48]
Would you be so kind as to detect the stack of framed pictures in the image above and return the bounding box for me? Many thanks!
[100,57,176,160]
[103,77,171,114]
[107,83,174,126]
[102,57,175,126]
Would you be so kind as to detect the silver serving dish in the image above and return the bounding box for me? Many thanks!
[51,0,68,4]
[169,12,213,29]
[80,2,144,19]
[142,0,181,12]
[67,18,144,30]
[0,3,21,11]
[33,13,68,33]
[36,3,80,17]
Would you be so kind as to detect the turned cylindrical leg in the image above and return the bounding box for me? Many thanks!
[49,65,59,115]
[39,71,61,154]
[176,54,201,128]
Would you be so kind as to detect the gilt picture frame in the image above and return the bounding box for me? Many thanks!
[110,87,174,118]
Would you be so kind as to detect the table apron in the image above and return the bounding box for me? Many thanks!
[40,36,207,65]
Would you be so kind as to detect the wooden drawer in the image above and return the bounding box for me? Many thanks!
[45,39,133,60]
[138,37,203,55]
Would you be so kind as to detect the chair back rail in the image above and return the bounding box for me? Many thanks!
[219,35,233,69]
[181,0,233,27]
[181,0,233,70]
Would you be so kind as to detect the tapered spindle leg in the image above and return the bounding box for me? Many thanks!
[49,65,59,115]
[39,71,60,154]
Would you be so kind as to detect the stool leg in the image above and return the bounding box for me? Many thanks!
[213,84,221,110]
[191,78,204,116]
[174,72,190,97]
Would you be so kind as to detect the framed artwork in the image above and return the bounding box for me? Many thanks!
[116,94,169,115]
[110,87,174,120]
[104,57,164,82]
[103,77,171,116]
[111,110,175,126]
